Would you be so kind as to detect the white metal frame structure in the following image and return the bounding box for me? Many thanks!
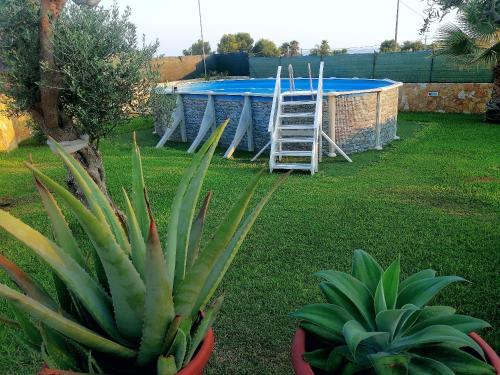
[223,94,254,158]
[265,62,351,174]
[156,76,403,169]
[155,95,186,148]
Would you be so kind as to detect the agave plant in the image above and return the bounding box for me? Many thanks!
[291,250,495,374]
[0,120,286,374]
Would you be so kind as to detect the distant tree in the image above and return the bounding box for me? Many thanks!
[332,48,348,55]
[310,40,332,56]
[182,39,211,56]
[252,39,280,57]
[401,40,425,52]
[379,39,401,52]
[217,32,254,53]
[280,40,300,56]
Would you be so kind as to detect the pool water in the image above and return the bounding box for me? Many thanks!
[176,78,395,96]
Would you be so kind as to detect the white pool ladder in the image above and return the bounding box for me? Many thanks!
[266,62,324,174]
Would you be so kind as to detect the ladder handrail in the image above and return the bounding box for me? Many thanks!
[313,61,324,171]
[307,63,314,95]
[288,64,296,91]
[268,66,282,132]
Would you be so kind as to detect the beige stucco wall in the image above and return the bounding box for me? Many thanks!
[399,83,492,114]
[0,96,31,152]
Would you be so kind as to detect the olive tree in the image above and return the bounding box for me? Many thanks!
[0,0,158,199]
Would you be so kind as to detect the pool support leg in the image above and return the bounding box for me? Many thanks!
[155,95,186,148]
[224,95,254,158]
[375,91,383,150]
[327,96,337,157]
[188,94,216,154]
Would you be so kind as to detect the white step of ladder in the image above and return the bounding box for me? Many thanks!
[278,124,315,130]
[268,62,324,175]
[279,112,315,118]
[281,100,316,106]
[272,163,312,170]
[274,137,315,143]
[275,150,312,157]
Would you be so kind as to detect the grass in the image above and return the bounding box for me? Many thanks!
[0,112,498,374]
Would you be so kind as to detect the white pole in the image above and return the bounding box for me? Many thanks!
[197,0,207,79]
[394,0,400,44]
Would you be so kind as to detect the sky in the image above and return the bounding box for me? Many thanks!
[100,0,456,55]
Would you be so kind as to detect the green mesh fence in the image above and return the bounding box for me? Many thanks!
[249,51,493,83]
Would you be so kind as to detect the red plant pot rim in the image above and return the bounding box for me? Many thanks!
[291,328,500,375]
[39,328,215,375]
[178,327,215,375]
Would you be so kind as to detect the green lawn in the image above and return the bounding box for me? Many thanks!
[0,113,498,374]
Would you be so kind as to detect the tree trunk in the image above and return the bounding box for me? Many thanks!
[485,64,500,124]
[37,0,111,203]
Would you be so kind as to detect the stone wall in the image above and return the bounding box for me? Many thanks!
[156,86,399,155]
[399,83,492,113]
[327,89,398,154]
[0,96,31,152]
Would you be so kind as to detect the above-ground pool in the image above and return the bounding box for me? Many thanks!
[176,78,396,96]
[155,77,402,155]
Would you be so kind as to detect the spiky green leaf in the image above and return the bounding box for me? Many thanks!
[11,305,42,347]
[376,309,408,340]
[166,328,187,371]
[406,314,490,336]
[175,128,225,290]
[299,321,345,344]
[390,325,484,357]
[414,345,495,375]
[184,295,222,365]
[186,192,212,270]
[352,249,383,294]
[48,139,131,256]
[137,214,175,366]
[161,316,183,355]
[343,320,387,359]
[0,209,120,341]
[399,269,436,291]
[397,276,464,308]
[122,188,146,280]
[0,254,57,310]
[315,270,375,330]
[35,179,86,268]
[40,325,81,371]
[0,284,136,358]
[174,168,264,316]
[370,353,410,375]
[291,304,353,342]
[193,171,288,311]
[157,355,178,375]
[131,132,150,240]
[165,121,229,289]
[408,354,454,375]
[24,166,146,340]
[320,282,366,326]
[303,349,330,371]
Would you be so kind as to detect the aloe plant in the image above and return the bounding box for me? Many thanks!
[0,120,287,374]
[291,250,495,374]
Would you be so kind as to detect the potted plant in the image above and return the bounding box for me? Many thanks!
[291,250,499,374]
[0,120,287,374]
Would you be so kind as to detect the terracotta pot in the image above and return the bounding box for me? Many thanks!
[291,328,500,375]
[39,328,215,375]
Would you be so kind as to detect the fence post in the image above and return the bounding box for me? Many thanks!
[372,52,377,79]
[429,54,435,83]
